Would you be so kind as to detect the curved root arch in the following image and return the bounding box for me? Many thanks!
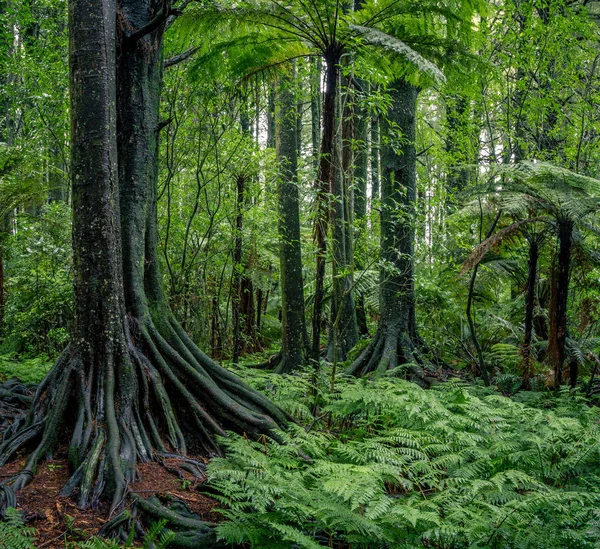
[0,313,287,513]
[345,324,427,380]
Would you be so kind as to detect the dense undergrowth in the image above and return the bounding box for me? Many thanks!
[206,363,600,549]
[1,357,600,548]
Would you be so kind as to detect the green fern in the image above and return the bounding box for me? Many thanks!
[0,508,36,549]
[208,373,600,548]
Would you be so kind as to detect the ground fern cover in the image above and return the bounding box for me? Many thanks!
[207,368,600,549]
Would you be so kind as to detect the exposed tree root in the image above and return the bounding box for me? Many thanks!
[98,494,225,548]
[250,350,308,375]
[345,324,430,385]
[0,313,287,521]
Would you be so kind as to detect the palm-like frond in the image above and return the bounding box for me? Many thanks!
[350,25,445,83]
[493,162,600,222]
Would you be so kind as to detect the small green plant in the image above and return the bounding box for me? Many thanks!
[179,478,192,490]
[0,507,36,549]
[64,518,175,549]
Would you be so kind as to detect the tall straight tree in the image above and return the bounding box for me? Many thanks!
[347,79,424,376]
[0,0,285,512]
[274,70,309,373]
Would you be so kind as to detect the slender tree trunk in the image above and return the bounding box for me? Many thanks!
[256,287,263,332]
[232,174,245,364]
[371,115,380,204]
[347,79,425,378]
[354,81,369,336]
[311,57,322,172]
[328,71,359,361]
[521,237,538,379]
[275,70,308,373]
[0,216,7,334]
[0,0,285,522]
[547,220,573,388]
[311,48,341,366]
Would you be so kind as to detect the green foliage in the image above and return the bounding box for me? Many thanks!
[64,518,175,549]
[0,508,36,549]
[0,353,53,384]
[1,202,72,357]
[209,372,600,548]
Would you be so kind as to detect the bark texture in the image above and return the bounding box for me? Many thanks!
[521,237,539,378]
[328,71,359,362]
[0,0,286,520]
[547,220,573,387]
[347,79,424,378]
[275,72,308,374]
[311,48,341,366]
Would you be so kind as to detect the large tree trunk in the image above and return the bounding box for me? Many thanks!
[274,71,308,374]
[347,79,424,377]
[0,0,286,519]
[547,220,573,388]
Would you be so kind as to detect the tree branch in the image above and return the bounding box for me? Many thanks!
[165,46,200,68]
[126,0,172,44]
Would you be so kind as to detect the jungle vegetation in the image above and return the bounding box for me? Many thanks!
[1,0,600,547]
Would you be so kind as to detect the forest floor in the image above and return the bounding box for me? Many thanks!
[1,453,221,548]
[0,373,221,548]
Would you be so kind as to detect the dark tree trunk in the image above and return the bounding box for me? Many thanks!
[256,287,263,332]
[311,47,341,367]
[547,220,573,388]
[521,237,538,379]
[347,79,424,377]
[0,0,285,519]
[240,272,258,352]
[210,294,223,359]
[328,72,359,362]
[0,217,7,334]
[232,174,245,364]
[274,71,308,374]
[311,57,322,172]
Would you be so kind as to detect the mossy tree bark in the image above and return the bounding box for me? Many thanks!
[521,236,539,379]
[274,70,309,374]
[347,79,424,377]
[0,0,286,514]
[353,79,370,337]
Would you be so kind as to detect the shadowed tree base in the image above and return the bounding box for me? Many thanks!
[0,310,287,516]
[345,322,428,382]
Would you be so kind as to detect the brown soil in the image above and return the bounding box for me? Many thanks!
[1,452,221,548]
